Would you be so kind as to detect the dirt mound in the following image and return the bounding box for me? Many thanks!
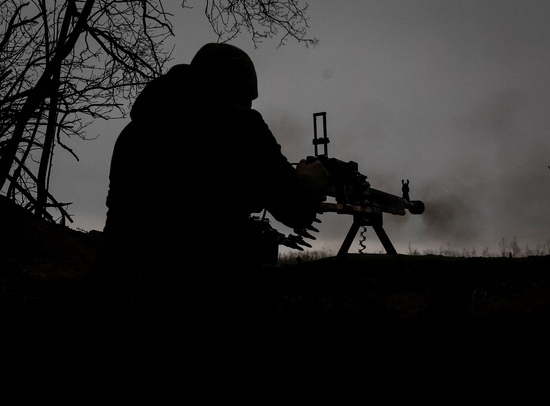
[1,195,99,277]
[1,196,101,309]
[1,196,550,403]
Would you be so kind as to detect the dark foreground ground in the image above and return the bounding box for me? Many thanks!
[2,196,550,404]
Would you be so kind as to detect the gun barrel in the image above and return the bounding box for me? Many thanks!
[365,188,425,215]
[408,200,425,215]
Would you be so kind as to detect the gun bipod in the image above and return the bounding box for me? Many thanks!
[318,202,398,256]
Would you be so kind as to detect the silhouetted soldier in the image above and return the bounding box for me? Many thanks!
[102,43,326,273]
[93,43,327,402]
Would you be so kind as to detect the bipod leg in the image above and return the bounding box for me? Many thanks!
[337,215,362,257]
[372,225,398,255]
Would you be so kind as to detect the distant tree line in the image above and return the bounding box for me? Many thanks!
[407,236,550,258]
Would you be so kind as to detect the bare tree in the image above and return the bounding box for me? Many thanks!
[0,0,316,223]
[1,0,173,223]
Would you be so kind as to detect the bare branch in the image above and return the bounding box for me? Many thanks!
[204,0,318,48]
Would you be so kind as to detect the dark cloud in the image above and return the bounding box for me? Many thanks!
[455,90,524,141]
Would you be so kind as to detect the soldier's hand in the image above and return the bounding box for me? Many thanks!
[297,159,328,188]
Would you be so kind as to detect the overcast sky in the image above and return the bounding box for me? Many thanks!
[50,0,550,256]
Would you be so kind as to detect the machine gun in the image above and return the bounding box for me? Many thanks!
[249,112,425,262]
[303,112,425,256]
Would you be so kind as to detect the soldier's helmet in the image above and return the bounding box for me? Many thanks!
[190,43,258,103]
